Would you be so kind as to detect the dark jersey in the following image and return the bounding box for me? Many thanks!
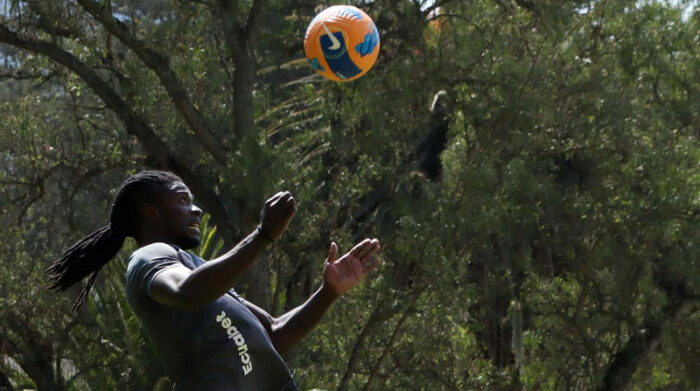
[126,243,297,390]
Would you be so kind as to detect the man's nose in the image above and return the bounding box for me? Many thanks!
[192,204,203,216]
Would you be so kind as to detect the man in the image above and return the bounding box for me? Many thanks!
[47,170,381,390]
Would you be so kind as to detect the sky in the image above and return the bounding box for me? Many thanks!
[421,0,436,11]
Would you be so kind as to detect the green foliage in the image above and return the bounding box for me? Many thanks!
[1,1,699,390]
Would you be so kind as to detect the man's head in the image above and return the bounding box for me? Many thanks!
[47,170,201,310]
[110,171,202,249]
[136,180,203,249]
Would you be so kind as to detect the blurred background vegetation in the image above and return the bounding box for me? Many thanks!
[0,0,699,390]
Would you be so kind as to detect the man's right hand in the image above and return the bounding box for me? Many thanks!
[259,191,296,241]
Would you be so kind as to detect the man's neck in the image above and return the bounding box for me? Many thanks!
[136,228,176,249]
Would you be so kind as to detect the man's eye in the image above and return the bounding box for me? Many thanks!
[180,196,189,204]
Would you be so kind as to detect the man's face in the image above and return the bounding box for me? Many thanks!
[156,182,203,249]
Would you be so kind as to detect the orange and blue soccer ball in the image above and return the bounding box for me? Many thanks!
[304,5,380,82]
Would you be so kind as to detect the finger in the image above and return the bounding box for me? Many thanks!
[326,242,338,264]
[349,239,372,257]
[273,192,293,207]
[356,238,379,259]
[360,242,381,264]
[286,196,297,210]
[272,191,286,200]
[266,191,285,205]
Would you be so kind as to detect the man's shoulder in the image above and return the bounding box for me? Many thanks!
[126,243,183,292]
[129,242,181,264]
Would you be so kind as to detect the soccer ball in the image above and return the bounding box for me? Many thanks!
[304,5,380,82]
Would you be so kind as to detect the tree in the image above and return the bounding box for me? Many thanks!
[1,0,698,390]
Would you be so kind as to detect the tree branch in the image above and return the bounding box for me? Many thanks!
[598,261,697,391]
[0,69,48,80]
[336,301,386,391]
[0,24,236,240]
[24,1,81,39]
[75,0,228,165]
[244,0,268,40]
[214,0,243,32]
[212,0,259,144]
[598,300,688,391]
[362,294,419,391]
[214,0,245,64]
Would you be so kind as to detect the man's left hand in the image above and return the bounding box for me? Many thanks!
[322,238,381,296]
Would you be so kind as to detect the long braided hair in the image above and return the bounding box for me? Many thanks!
[46,170,183,311]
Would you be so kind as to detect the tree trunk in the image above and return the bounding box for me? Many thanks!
[598,301,686,391]
[4,318,65,391]
[599,259,694,391]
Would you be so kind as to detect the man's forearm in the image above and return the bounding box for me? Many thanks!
[271,284,339,353]
[177,229,270,307]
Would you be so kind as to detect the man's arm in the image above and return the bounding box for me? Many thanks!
[246,239,381,354]
[149,191,296,310]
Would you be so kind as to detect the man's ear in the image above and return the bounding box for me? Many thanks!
[140,203,160,226]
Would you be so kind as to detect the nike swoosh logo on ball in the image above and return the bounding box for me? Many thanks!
[322,23,341,50]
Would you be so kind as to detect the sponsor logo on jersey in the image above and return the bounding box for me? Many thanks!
[216,311,253,376]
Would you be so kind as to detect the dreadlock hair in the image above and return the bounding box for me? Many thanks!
[46,170,183,311]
